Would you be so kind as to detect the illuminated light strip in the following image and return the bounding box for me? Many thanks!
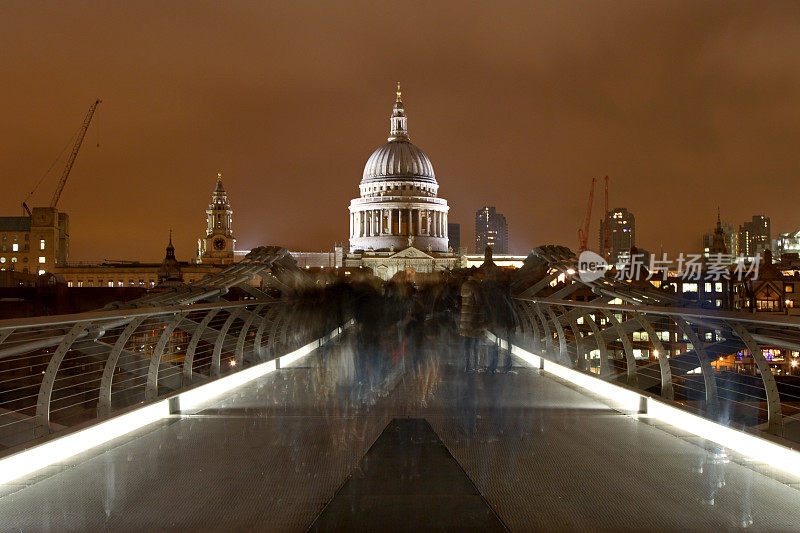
[497,334,800,480]
[0,401,169,486]
[0,327,344,486]
[648,399,800,479]
[540,357,643,413]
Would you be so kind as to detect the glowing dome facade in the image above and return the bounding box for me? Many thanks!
[349,85,450,255]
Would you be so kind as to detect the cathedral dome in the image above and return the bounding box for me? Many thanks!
[361,83,436,184]
[362,140,436,183]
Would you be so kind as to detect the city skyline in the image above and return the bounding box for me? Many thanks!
[3,2,800,261]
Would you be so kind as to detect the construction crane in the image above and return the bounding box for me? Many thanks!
[602,175,610,256]
[577,176,596,253]
[50,98,101,208]
[22,98,101,216]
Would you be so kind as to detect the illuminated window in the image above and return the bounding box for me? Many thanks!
[715,282,723,292]
[67,281,73,287]
[0,257,4,263]
[12,243,18,252]
[39,257,45,263]
[40,239,45,250]
[38,269,45,275]
[704,282,712,293]
[682,283,698,293]
[11,257,17,263]
[108,281,114,287]
[786,284,794,293]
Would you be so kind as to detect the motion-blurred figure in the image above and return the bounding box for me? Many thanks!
[485,277,516,373]
[459,274,485,372]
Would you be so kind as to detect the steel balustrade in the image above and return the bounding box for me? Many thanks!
[509,245,800,438]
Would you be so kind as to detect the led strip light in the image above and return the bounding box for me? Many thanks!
[0,327,343,486]
[488,332,800,480]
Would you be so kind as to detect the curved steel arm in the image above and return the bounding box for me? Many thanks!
[727,321,784,436]
[634,313,673,400]
[212,308,243,377]
[557,304,584,370]
[35,322,90,437]
[533,304,555,360]
[579,311,611,378]
[98,316,147,416]
[183,309,221,384]
[602,310,638,386]
[673,317,720,419]
[235,304,266,365]
[146,312,189,400]
[544,305,569,365]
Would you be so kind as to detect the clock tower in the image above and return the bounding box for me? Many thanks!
[198,172,236,264]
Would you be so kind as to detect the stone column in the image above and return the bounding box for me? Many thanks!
[398,209,403,236]
[416,209,421,236]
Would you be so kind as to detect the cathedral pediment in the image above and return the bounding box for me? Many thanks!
[388,246,434,260]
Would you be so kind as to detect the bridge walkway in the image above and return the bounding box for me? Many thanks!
[1,333,799,531]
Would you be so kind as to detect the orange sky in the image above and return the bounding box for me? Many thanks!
[2,1,799,261]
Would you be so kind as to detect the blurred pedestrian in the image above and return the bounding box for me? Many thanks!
[459,274,485,372]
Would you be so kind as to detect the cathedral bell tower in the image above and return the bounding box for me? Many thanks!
[197,172,235,264]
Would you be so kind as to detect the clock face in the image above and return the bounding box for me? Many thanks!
[213,238,226,251]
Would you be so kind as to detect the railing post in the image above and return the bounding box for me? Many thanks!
[544,305,569,365]
[579,311,612,378]
[602,310,638,387]
[557,304,584,370]
[674,317,721,419]
[253,306,280,361]
[634,313,673,400]
[533,304,555,360]
[235,304,266,366]
[183,309,221,384]
[212,308,243,377]
[728,321,784,436]
[146,312,188,400]
[98,315,147,416]
[35,322,89,437]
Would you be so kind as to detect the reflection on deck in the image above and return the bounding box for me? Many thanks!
[1,332,799,531]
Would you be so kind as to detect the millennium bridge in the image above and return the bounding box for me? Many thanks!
[1,246,800,530]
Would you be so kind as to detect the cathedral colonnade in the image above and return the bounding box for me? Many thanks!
[349,207,448,239]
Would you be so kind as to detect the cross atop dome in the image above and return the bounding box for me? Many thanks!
[389,82,409,142]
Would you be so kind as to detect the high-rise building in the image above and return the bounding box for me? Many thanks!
[738,215,770,261]
[197,173,236,264]
[447,223,460,252]
[474,206,508,253]
[599,207,635,265]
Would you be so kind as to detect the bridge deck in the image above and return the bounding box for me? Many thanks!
[1,335,799,531]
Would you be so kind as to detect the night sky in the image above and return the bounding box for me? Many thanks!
[2,1,799,262]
